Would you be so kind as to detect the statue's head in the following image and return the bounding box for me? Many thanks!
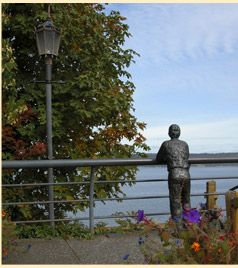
[168,124,181,139]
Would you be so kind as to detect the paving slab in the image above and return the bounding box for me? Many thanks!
[2,238,79,264]
[67,233,145,264]
[2,231,161,265]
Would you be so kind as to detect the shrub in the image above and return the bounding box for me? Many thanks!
[2,209,18,260]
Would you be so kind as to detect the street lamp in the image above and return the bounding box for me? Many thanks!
[35,12,61,58]
[34,5,61,227]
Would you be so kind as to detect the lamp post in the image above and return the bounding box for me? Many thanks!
[34,5,61,227]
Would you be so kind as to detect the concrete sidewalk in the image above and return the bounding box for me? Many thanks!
[2,231,161,265]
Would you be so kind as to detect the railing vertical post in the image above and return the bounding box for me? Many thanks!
[89,167,95,234]
[205,181,218,210]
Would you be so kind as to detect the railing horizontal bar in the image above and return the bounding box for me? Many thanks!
[11,212,170,224]
[93,212,171,219]
[2,192,226,206]
[2,199,90,206]
[94,192,226,202]
[12,217,90,224]
[2,158,156,169]
[2,157,238,169]
[10,212,172,224]
[2,176,237,188]
[1,181,91,187]
[191,176,238,181]
[93,209,227,220]
[10,209,226,224]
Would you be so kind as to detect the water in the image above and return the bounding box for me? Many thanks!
[68,166,238,227]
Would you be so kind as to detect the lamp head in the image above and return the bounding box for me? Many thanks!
[35,5,61,58]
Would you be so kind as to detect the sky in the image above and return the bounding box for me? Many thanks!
[104,3,238,154]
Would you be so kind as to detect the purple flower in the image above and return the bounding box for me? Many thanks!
[176,240,180,244]
[173,216,178,221]
[182,209,190,221]
[188,209,201,223]
[157,260,161,264]
[123,254,130,260]
[165,250,169,254]
[182,208,201,223]
[10,238,17,245]
[200,203,206,208]
[136,210,144,222]
[27,244,32,250]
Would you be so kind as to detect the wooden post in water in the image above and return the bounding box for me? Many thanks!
[225,190,235,220]
[205,181,218,210]
[232,192,238,232]
[225,190,238,232]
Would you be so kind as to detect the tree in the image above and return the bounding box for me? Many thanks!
[2,3,150,221]
[2,9,48,219]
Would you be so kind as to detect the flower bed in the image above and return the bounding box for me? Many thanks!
[124,204,238,264]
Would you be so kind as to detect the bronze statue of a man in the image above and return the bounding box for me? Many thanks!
[156,124,190,232]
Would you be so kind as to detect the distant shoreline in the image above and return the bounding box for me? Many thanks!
[146,152,238,159]
[143,152,238,167]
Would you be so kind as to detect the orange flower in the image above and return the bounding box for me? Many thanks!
[208,258,212,262]
[3,252,7,256]
[194,247,200,252]
[191,242,200,248]
[194,242,200,248]
[2,248,6,252]
[218,248,222,253]
[209,246,213,250]
[2,209,6,217]
[190,242,200,252]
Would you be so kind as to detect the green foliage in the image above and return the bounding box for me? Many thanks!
[2,3,150,222]
[16,222,94,240]
[114,210,144,231]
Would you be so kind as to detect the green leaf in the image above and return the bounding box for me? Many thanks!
[66,195,74,201]
[222,241,230,254]
[139,227,152,236]
[197,250,205,259]
[161,230,170,243]
[180,230,188,240]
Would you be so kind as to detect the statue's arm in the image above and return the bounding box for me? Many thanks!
[186,143,190,159]
[186,143,190,168]
[156,143,167,164]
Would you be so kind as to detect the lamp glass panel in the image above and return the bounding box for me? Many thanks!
[45,29,54,55]
[37,30,45,55]
[53,31,60,56]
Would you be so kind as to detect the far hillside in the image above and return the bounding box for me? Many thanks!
[145,152,238,159]
[144,152,238,166]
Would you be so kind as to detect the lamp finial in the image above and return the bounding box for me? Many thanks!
[47,5,51,21]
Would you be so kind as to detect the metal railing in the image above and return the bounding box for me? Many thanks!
[2,157,238,233]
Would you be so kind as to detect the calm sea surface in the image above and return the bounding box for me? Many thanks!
[68,166,238,227]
